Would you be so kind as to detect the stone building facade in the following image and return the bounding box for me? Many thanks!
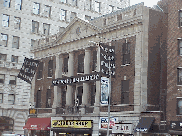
[0,0,129,135]
[30,3,168,135]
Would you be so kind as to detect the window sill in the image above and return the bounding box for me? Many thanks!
[177,85,182,86]
[77,73,84,75]
[176,115,182,116]
[37,78,42,80]
[47,77,52,78]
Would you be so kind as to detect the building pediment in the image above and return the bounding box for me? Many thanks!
[55,17,101,44]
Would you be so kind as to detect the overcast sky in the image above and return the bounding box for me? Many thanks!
[130,0,160,7]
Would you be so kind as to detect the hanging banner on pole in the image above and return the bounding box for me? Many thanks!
[101,77,109,105]
[17,57,40,84]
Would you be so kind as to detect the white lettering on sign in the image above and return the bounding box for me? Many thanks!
[31,125,37,128]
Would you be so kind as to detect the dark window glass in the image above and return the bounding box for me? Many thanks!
[121,80,129,104]
[46,89,51,108]
[177,68,182,85]
[64,57,68,72]
[92,51,97,71]
[78,54,84,73]
[37,62,43,79]
[91,85,96,106]
[177,98,182,115]
[77,86,83,105]
[179,10,182,27]
[122,42,130,65]
[62,89,66,108]
[178,39,182,56]
[36,90,41,108]
[48,60,53,77]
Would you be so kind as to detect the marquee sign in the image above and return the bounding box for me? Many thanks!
[18,57,40,84]
[52,120,92,128]
[52,72,101,86]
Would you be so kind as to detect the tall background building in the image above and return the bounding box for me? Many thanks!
[158,0,182,135]
[0,0,130,135]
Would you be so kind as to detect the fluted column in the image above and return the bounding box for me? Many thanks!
[82,48,91,106]
[94,47,100,114]
[53,54,62,113]
[66,52,74,107]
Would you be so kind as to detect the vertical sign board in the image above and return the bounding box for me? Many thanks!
[100,43,115,77]
[101,77,109,105]
[100,117,118,129]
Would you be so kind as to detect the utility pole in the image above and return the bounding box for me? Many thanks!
[107,58,111,136]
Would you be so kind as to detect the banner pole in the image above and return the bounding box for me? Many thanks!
[107,58,111,136]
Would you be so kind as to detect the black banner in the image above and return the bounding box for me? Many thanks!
[52,72,102,86]
[100,43,115,77]
[17,57,40,84]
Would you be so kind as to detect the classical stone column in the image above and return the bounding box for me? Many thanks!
[94,47,100,114]
[66,52,74,108]
[82,48,91,106]
[52,54,62,114]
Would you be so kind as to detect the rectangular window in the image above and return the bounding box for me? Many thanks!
[11,55,18,63]
[91,85,96,106]
[31,39,36,47]
[36,90,41,108]
[37,62,43,79]
[70,12,76,21]
[177,98,182,115]
[179,10,182,27]
[122,42,130,65]
[0,93,3,103]
[14,17,21,29]
[48,60,53,77]
[12,36,19,49]
[33,2,40,14]
[8,94,15,104]
[44,5,51,17]
[109,5,114,13]
[60,9,66,21]
[177,68,182,85]
[3,0,10,7]
[0,74,5,84]
[0,54,7,61]
[15,0,22,10]
[78,54,84,73]
[0,33,8,47]
[9,75,16,85]
[72,0,77,6]
[64,57,68,73]
[46,89,51,108]
[32,21,39,33]
[60,0,67,3]
[92,51,97,71]
[2,14,9,27]
[85,15,91,21]
[121,80,129,104]
[77,86,83,105]
[62,90,66,108]
[43,23,50,36]
[94,1,101,12]
[178,39,182,56]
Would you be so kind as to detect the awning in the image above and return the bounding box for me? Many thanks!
[23,118,51,130]
[135,117,155,132]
